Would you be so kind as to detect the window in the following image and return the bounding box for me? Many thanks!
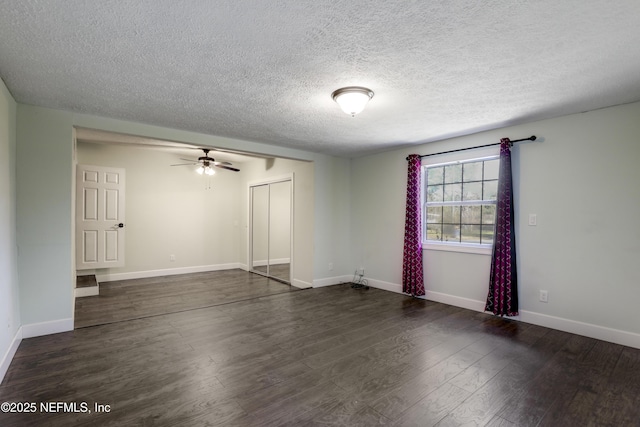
[423,151,499,252]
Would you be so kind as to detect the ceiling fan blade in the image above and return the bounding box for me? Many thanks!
[170,162,198,166]
[214,165,240,172]
[179,158,198,162]
[213,161,233,166]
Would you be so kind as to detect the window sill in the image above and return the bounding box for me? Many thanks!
[423,242,492,255]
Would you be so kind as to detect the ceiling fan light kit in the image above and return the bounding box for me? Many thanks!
[196,165,215,175]
[171,148,240,174]
[331,86,374,116]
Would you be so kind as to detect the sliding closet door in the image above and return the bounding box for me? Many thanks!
[251,184,270,275]
[249,177,292,284]
[268,180,291,282]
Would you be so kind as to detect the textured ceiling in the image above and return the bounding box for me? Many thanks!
[1,1,640,157]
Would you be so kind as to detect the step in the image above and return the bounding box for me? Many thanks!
[75,274,99,297]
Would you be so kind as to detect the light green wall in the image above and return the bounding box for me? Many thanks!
[351,151,406,283]
[314,156,352,280]
[511,103,640,329]
[15,105,352,328]
[0,78,20,366]
[16,105,75,325]
[351,101,640,337]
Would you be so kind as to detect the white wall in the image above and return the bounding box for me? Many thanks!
[0,78,21,383]
[76,142,243,278]
[351,101,640,347]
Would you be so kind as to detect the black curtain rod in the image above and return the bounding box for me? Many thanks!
[409,135,537,160]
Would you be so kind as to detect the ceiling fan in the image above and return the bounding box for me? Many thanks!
[171,148,240,175]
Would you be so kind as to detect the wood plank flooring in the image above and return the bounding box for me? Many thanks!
[74,269,298,328]
[252,263,290,283]
[2,269,640,426]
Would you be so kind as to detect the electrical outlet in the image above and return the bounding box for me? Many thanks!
[170,254,176,262]
[529,214,537,226]
[358,267,365,276]
[328,263,333,271]
[539,290,548,303]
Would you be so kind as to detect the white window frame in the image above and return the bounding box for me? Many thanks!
[421,145,500,255]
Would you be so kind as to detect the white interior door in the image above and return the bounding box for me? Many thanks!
[76,165,126,270]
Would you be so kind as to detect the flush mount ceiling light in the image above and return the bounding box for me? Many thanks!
[331,86,374,117]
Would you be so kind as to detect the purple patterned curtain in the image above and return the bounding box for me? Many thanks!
[402,154,425,297]
[485,139,519,316]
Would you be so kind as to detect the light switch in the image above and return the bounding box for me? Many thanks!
[528,214,537,226]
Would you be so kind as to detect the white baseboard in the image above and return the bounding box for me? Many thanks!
[366,278,403,293]
[75,286,99,298]
[517,310,640,350]
[424,290,486,312]
[292,279,313,289]
[1,327,23,385]
[95,263,242,282]
[363,277,640,350]
[2,320,74,381]
[312,275,351,288]
[252,258,291,267]
[22,318,73,339]
[423,291,640,349]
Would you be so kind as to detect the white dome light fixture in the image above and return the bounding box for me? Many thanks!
[331,86,374,117]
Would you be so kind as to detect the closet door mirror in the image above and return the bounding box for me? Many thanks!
[268,180,291,283]
[251,184,270,275]
[249,178,292,284]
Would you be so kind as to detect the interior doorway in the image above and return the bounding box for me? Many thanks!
[249,175,293,284]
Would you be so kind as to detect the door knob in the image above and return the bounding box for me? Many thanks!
[117,223,124,228]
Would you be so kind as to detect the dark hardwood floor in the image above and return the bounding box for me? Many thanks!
[74,269,298,328]
[251,263,290,283]
[2,269,640,426]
